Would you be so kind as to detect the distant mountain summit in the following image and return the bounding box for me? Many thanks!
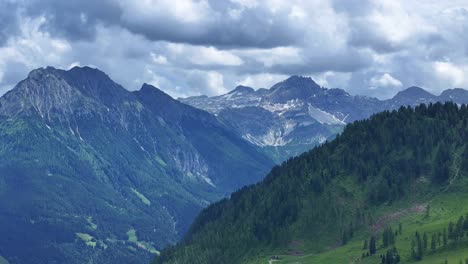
[181,76,468,162]
[0,67,273,264]
[0,66,131,124]
[228,85,255,95]
[387,86,436,107]
[264,76,323,103]
[394,86,434,98]
[439,88,468,104]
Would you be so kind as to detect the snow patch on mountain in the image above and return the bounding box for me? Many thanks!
[242,121,295,147]
[260,99,303,114]
[307,104,345,125]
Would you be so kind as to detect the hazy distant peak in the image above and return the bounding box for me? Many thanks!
[228,85,255,94]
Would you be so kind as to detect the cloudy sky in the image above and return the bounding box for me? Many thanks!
[1,0,468,99]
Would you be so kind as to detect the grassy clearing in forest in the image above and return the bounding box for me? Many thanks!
[248,178,468,264]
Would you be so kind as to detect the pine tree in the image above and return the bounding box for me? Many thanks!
[464,213,468,230]
[449,222,455,240]
[382,247,400,264]
[415,232,423,260]
[456,216,464,241]
[443,229,448,247]
[462,145,468,173]
[369,236,377,255]
[383,228,389,247]
[383,227,395,247]
[430,234,436,251]
[423,232,428,251]
[342,231,348,245]
[432,142,451,183]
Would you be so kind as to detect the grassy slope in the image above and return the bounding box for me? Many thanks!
[247,176,468,264]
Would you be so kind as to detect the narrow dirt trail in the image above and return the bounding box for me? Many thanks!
[371,203,427,233]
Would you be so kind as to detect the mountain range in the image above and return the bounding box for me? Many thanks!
[0,66,273,264]
[181,76,468,162]
[1,67,468,264]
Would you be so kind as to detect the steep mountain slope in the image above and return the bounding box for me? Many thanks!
[181,77,468,162]
[154,102,468,264]
[0,67,273,264]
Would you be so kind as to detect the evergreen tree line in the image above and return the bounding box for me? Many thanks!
[411,213,468,261]
[362,225,401,261]
[381,247,400,264]
[361,237,401,264]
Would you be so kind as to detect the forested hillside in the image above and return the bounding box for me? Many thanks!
[154,102,468,264]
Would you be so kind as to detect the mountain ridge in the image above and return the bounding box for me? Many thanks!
[180,76,468,162]
[0,66,274,264]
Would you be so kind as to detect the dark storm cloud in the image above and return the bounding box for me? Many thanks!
[0,1,20,45]
[24,0,121,41]
[11,0,300,49]
[122,6,299,48]
[1,0,468,99]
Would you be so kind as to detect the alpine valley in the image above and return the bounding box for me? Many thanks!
[1,67,468,264]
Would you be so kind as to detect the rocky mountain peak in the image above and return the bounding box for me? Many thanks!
[281,75,320,88]
[0,66,132,121]
[63,66,130,106]
[138,83,171,98]
[66,66,113,85]
[266,75,322,103]
[26,66,59,79]
[0,67,83,118]
[228,85,255,95]
[135,83,179,112]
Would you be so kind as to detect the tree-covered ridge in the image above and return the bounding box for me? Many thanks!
[154,102,468,264]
